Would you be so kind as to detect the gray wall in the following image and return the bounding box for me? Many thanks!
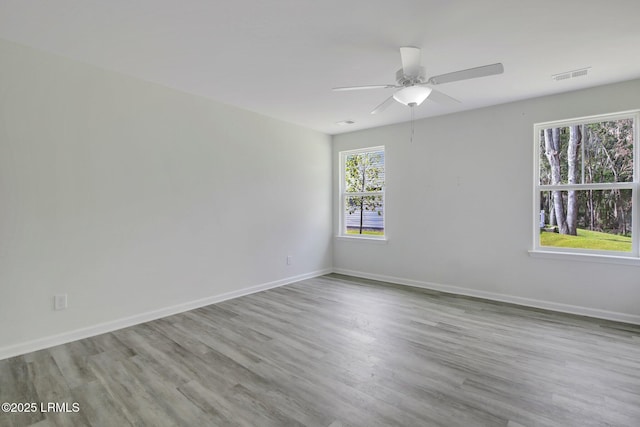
[2,34,639,359]
[333,78,640,323]
[0,39,333,357]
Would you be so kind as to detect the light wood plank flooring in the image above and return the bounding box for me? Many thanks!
[2,274,640,427]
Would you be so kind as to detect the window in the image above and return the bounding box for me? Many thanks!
[533,111,639,259]
[339,147,385,238]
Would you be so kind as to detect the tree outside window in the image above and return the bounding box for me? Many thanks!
[535,111,638,256]
[340,147,385,237]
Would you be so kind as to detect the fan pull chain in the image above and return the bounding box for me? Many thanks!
[410,105,415,143]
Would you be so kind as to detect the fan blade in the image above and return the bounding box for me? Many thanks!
[426,88,460,105]
[333,84,397,91]
[428,63,504,85]
[371,96,395,114]
[400,46,421,77]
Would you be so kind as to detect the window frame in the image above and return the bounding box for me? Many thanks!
[338,146,386,241]
[531,110,640,261]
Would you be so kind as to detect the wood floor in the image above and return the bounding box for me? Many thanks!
[2,274,640,427]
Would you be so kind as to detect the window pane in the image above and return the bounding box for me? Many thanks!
[345,195,384,236]
[583,120,634,183]
[539,189,632,252]
[344,150,384,193]
[539,119,634,185]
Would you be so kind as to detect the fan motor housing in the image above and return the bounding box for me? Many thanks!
[396,67,426,86]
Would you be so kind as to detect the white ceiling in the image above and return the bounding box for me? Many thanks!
[1,0,639,135]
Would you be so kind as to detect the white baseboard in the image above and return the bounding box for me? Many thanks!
[5,266,637,361]
[332,268,640,326]
[0,268,332,361]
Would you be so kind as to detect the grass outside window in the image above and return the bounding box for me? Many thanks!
[540,228,631,252]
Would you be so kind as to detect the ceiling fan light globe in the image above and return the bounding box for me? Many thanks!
[393,86,432,106]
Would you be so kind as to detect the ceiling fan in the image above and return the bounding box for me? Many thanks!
[333,46,504,114]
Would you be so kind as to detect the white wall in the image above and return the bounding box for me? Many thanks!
[0,39,332,358]
[333,78,640,323]
[2,35,638,361]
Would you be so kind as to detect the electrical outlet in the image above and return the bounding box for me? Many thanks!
[54,294,68,311]
[286,255,293,265]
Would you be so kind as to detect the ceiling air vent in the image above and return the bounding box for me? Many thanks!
[571,69,589,78]
[552,67,590,81]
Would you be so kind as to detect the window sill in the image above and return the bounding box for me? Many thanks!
[335,235,388,244]
[528,249,640,266]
